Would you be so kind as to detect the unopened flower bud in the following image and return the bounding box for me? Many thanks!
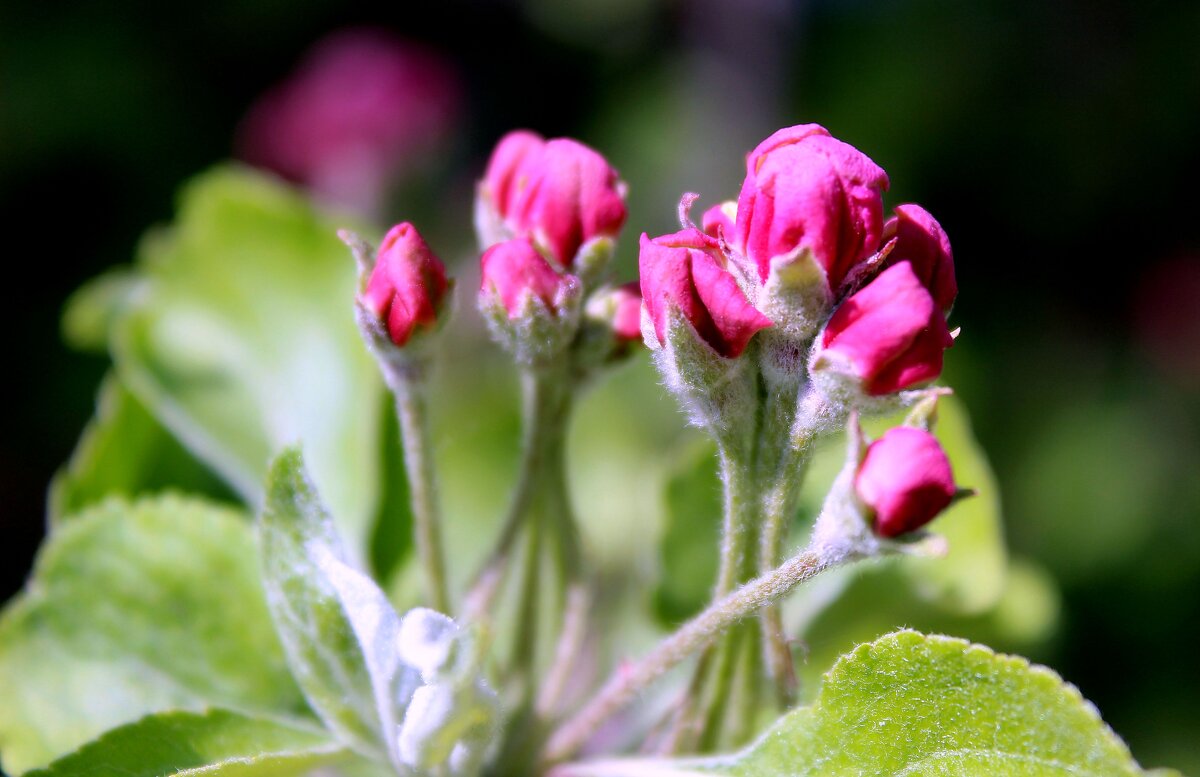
[477,131,627,271]
[640,229,771,447]
[811,261,953,398]
[639,229,771,359]
[588,282,643,343]
[480,237,572,318]
[576,282,645,370]
[478,238,581,365]
[700,201,736,241]
[883,204,957,312]
[855,427,958,537]
[733,124,889,294]
[360,222,449,347]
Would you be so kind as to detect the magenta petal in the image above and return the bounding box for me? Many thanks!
[480,237,571,317]
[639,229,770,358]
[700,203,735,240]
[733,125,888,290]
[361,222,448,346]
[885,203,957,312]
[492,135,627,267]
[821,262,952,395]
[855,427,957,537]
[690,249,773,357]
[483,130,545,216]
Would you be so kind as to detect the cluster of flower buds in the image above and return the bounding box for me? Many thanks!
[641,124,958,427]
[475,130,642,371]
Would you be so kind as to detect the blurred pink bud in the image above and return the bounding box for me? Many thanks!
[816,262,953,395]
[481,131,627,267]
[639,229,772,358]
[700,202,735,240]
[480,237,575,317]
[360,223,449,347]
[608,282,645,342]
[855,427,957,537]
[883,204,957,312]
[733,124,889,292]
[237,28,461,214]
[482,130,545,219]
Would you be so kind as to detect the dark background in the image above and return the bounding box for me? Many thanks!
[2,0,1199,770]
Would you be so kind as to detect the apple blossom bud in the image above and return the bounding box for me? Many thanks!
[592,282,644,343]
[639,229,772,359]
[883,204,957,312]
[237,29,460,217]
[477,131,627,269]
[479,238,574,318]
[733,124,889,294]
[855,427,957,537]
[359,222,449,347]
[577,283,645,368]
[478,238,581,366]
[700,201,736,241]
[811,261,953,397]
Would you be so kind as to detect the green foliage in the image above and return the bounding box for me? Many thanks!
[0,497,308,774]
[561,631,1175,777]
[92,166,384,557]
[49,374,235,522]
[728,630,1161,776]
[258,447,388,757]
[25,709,347,777]
[654,439,723,622]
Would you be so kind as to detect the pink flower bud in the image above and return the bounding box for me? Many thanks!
[855,427,957,537]
[360,223,449,347]
[733,124,889,292]
[639,229,772,358]
[608,282,644,342]
[700,202,735,240]
[816,261,953,396]
[481,131,627,267]
[883,204,957,312]
[480,237,574,318]
[237,28,461,215]
[482,130,545,219]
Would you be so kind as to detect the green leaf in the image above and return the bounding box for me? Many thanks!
[25,709,348,777]
[0,497,308,775]
[259,447,386,757]
[111,166,383,557]
[654,439,722,622]
[259,448,499,772]
[560,631,1175,777]
[48,374,235,523]
[61,268,142,352]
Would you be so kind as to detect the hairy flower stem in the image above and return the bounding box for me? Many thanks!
[384,358,451,615]
[755,383,811,708]
[541,546,839,766]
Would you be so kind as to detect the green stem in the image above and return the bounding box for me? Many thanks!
[541,545,840,766]
[389,362,450,615]
[461,367,571,622]
[755,381,812,708]
[536,423,590,717]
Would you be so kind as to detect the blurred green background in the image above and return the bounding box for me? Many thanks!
[2,0,1198,771]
